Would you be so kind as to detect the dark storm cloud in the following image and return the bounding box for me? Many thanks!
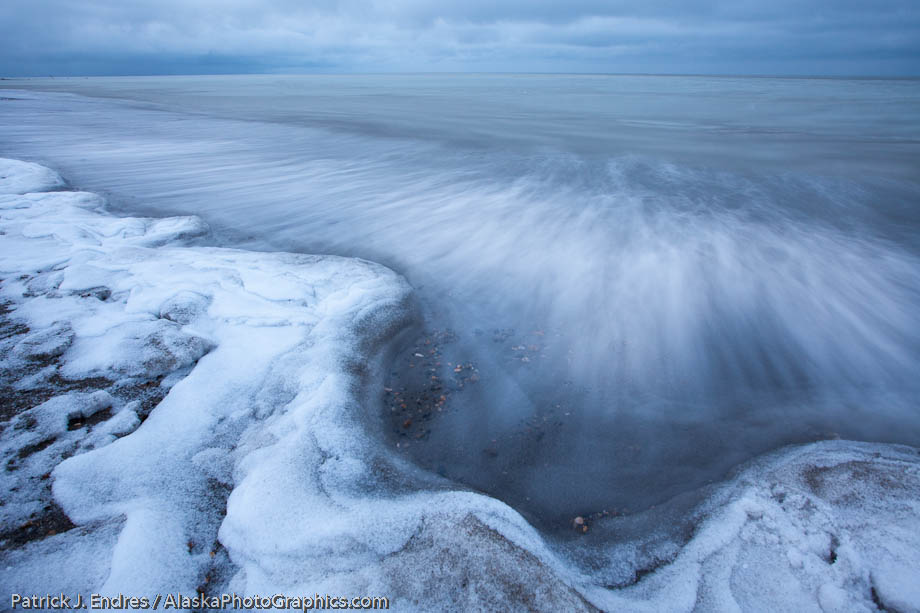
[0,0,917,76]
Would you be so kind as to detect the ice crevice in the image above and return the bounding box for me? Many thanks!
[1,158,919,612]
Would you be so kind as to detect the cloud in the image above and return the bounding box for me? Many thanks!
[1,0,918,75]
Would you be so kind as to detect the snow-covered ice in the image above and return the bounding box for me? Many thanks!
[1,157,918,612]
[0,158,65,196]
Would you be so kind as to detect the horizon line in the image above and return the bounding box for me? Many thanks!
[3,71,919,80]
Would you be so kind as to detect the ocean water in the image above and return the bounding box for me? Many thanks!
[2,74,919,532]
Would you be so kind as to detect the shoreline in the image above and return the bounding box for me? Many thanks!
[1,157,919,611]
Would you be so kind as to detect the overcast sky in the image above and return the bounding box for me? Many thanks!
[1,0,918,77]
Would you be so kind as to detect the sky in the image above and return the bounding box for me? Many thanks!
[1,0,918,77]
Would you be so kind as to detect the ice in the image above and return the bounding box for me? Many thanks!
[61,318,214,379]
[10,322,74,361]
[0,391,116,531]
[1,158,918,611]
[576,441,920,612]
[0,158,65,195]
[1,521,123,598]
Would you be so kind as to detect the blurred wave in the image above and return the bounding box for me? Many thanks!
[1,75,919,523]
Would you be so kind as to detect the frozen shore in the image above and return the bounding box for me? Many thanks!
[1,157,918,612]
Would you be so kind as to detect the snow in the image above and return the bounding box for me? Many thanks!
[577,440,920,612]
[0,158,65,195]
[1,157,918,611]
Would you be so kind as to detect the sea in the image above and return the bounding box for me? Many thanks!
[2,74,919,533]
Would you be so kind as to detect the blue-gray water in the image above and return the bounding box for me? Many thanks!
[2,74,919,531]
